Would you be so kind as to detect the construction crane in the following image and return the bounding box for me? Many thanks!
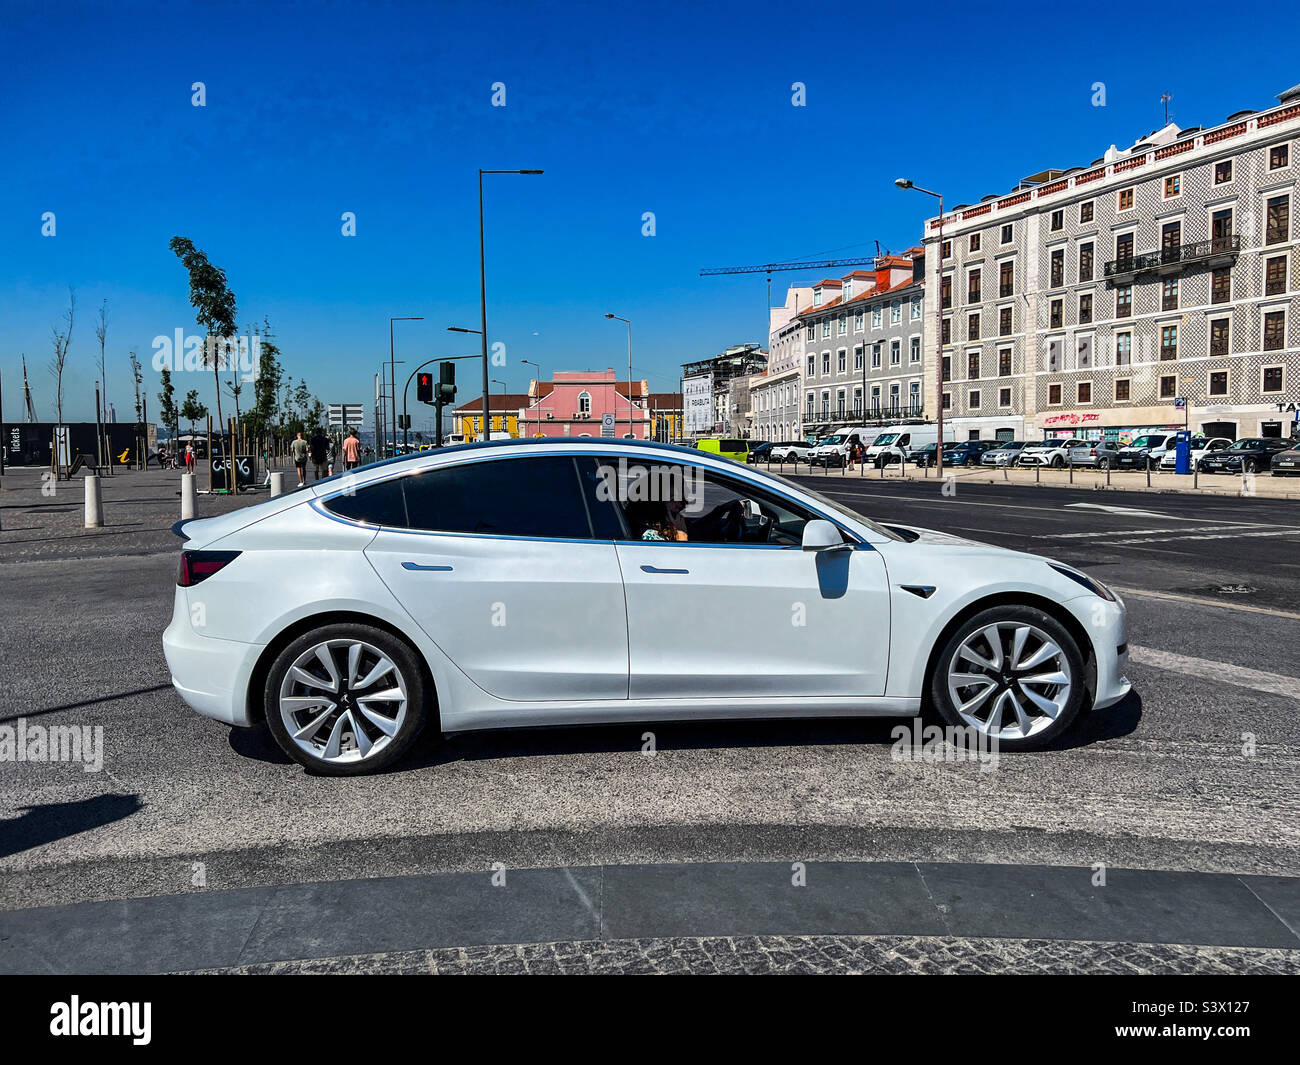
[699,253,881,322]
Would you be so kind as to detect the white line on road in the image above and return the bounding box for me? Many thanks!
[1066,503,1167,517]
[1041,525,1246,540]
[1114,585,1300,621]
[1129,646,1299,700]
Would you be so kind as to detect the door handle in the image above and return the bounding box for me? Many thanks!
[641,564,689,574]
[402,562,453,571]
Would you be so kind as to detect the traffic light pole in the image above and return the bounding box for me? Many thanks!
[403,354,478,449]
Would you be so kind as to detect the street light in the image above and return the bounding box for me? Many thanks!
[521,359,541,438]
[478,169,544,444]
[895,178,946,473]
[389,316,423,456]
[605,313,633,439]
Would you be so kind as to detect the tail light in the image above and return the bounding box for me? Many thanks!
[177,550,241,587]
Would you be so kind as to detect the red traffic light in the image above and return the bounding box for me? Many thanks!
[417,373,434,403]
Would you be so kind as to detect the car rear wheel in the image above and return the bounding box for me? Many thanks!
[1098,458,1110,470]
[265,623,430,775]
[929,606,1087,751]
[1244,459,1258,474]
[1050,456,1063,468]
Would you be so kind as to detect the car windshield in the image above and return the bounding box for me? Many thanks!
[873,433,898,445]
[824,434,846,444]
[1041,439,1069,448]
[1227,439,1259,450]
[1129,435,1166,448]
[761,468,904,541]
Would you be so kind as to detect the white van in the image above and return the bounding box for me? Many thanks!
[865,423,951,467]
[811,427,876,466]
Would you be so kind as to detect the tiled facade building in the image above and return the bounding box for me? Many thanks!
[924,83,1300,443]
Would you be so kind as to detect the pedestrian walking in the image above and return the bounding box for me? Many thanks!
[309,428,329,481]
[342,428,361,470]
[184,442,195,473]
[289,431,309,487]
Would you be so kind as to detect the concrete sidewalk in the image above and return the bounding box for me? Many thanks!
[770,460,1300,500]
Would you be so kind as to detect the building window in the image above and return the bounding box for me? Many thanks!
[1162,277,1179,311]
[837,349,847,373]
[910,336,921,363]
[1264,310,1286,351]
[1263,366,1284,393]
[854,311,864,332]
[1162,219,1182,252]
[807,393,815,415]
[1210,318,1231,357]
[1115,333,1132,366]
[854,345,864,370]
[911,296,922,320]
[1160,375,1176,399]
[941,240,952,259]
[999,387,1012,407]
[1048,384,1062,405]
[837,391,846,418]
[909,380,921,411]
[578,391,591,414]
[1266,255,1288,296]
[942,392,952,410]
[821,392,830,418]
[838,315,847,335]
[941,356,951,382]
[1080,201,1094,223]
[1000,223,1013,244]
[822,320,831,338]
[941,319,951,345]
[1079,293,1093,325]
[998,260,1014,298]
[1212,267,1232,304]
[1267,195,1290,245]
[999,348,1011,376]
[1049,299,1063,329]
[872,306,882,328]
[891,301,902,325]
[805,324,815,341]
[1270,143,1290,170]
[940,275,952,309]
[968,351,980,379]
[999,306,1012,336]
[1214,160,1233,184]
[968,390,981,409]
[969,232,981,252]
[1050,249,1064,288]
[1050,209,1063,231]
[1116,284,1133,318]
[822,351,831,374]
[1209,371,1228,397]
[968,268,981,303]
[806,354,815,377]
[1160,325,1178,360]
[967,313,980,340]
[1118,188,1134,211]
[1164,174,1181,198]
[890,340,901,365]
[1077,382,1092,404]
[1079,242,1094,283]
[871,342,882,368]
[1115,379,1130,401]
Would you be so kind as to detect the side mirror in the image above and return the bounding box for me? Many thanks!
[740,498,760,521]
[802,519,845,551]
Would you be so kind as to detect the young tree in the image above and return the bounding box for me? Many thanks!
[180,389,208,434]
[95,299,109,415]
[169,237,238,446]
[47,287,76,422]
[129,349,143,424]
[157,366,179,442]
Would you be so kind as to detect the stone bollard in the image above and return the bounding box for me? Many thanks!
[270,471,285,498]
[181,473,196,519]
[84,474,103,528]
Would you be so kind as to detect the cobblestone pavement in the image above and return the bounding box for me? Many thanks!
[195,935,1300,975]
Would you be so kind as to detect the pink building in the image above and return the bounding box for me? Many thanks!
[518,369,680,440]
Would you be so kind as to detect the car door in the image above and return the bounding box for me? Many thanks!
[355,454,629,702]
[585,454,891,700]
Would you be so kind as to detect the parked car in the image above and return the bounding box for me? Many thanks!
[811,427,876,467]
[1113,433,1176,471]
[981,441,1026,467]
[1067,441,1122,469]
[1270,442,1300,476]
[1198,437,1292,474]
[1158,436,1232,472]
[747,442,774,464]
[695,437,749,462]
[867,424,949,467]
[164,438,1130,773]
[1018,438,1087,468]
[915,440,995,468]
[769,440,815,463]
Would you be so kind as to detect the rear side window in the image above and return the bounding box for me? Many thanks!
[325,456,592,539]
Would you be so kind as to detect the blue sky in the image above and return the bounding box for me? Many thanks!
[2,0,1297,424]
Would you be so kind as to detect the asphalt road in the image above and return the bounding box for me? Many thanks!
[2,469,1299,970]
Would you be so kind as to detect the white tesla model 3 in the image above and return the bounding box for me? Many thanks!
[164,439,1130,775]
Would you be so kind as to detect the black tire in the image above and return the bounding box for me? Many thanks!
[264,622,431,775]
[1050,455,1064,468]
[928,605,1088,751]
[1244,459,1257,474]
[1098,458,1110,470]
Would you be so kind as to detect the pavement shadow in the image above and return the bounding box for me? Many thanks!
[0,793,143,860]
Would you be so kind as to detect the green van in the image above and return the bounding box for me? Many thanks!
[694,437,750,462]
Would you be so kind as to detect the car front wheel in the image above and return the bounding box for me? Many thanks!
[1244,459,1258,474]
[264,623,431,775]
[929,606,1087,751]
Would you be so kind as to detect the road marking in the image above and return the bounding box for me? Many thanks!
[1066,502,1166,517]
[1041,525,1248,540]
[1109,530,1298,546]
[1114,585,1300,621]
[1129,645,1299,700]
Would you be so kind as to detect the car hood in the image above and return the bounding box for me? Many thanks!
[172,490,310,549]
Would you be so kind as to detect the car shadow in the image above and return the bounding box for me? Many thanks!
[0,794,143,860]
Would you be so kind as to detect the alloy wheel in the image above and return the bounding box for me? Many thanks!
[946,622,1073,741]
[277,638,409,765]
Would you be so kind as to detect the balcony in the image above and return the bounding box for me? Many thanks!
[1104,235,1241,281]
